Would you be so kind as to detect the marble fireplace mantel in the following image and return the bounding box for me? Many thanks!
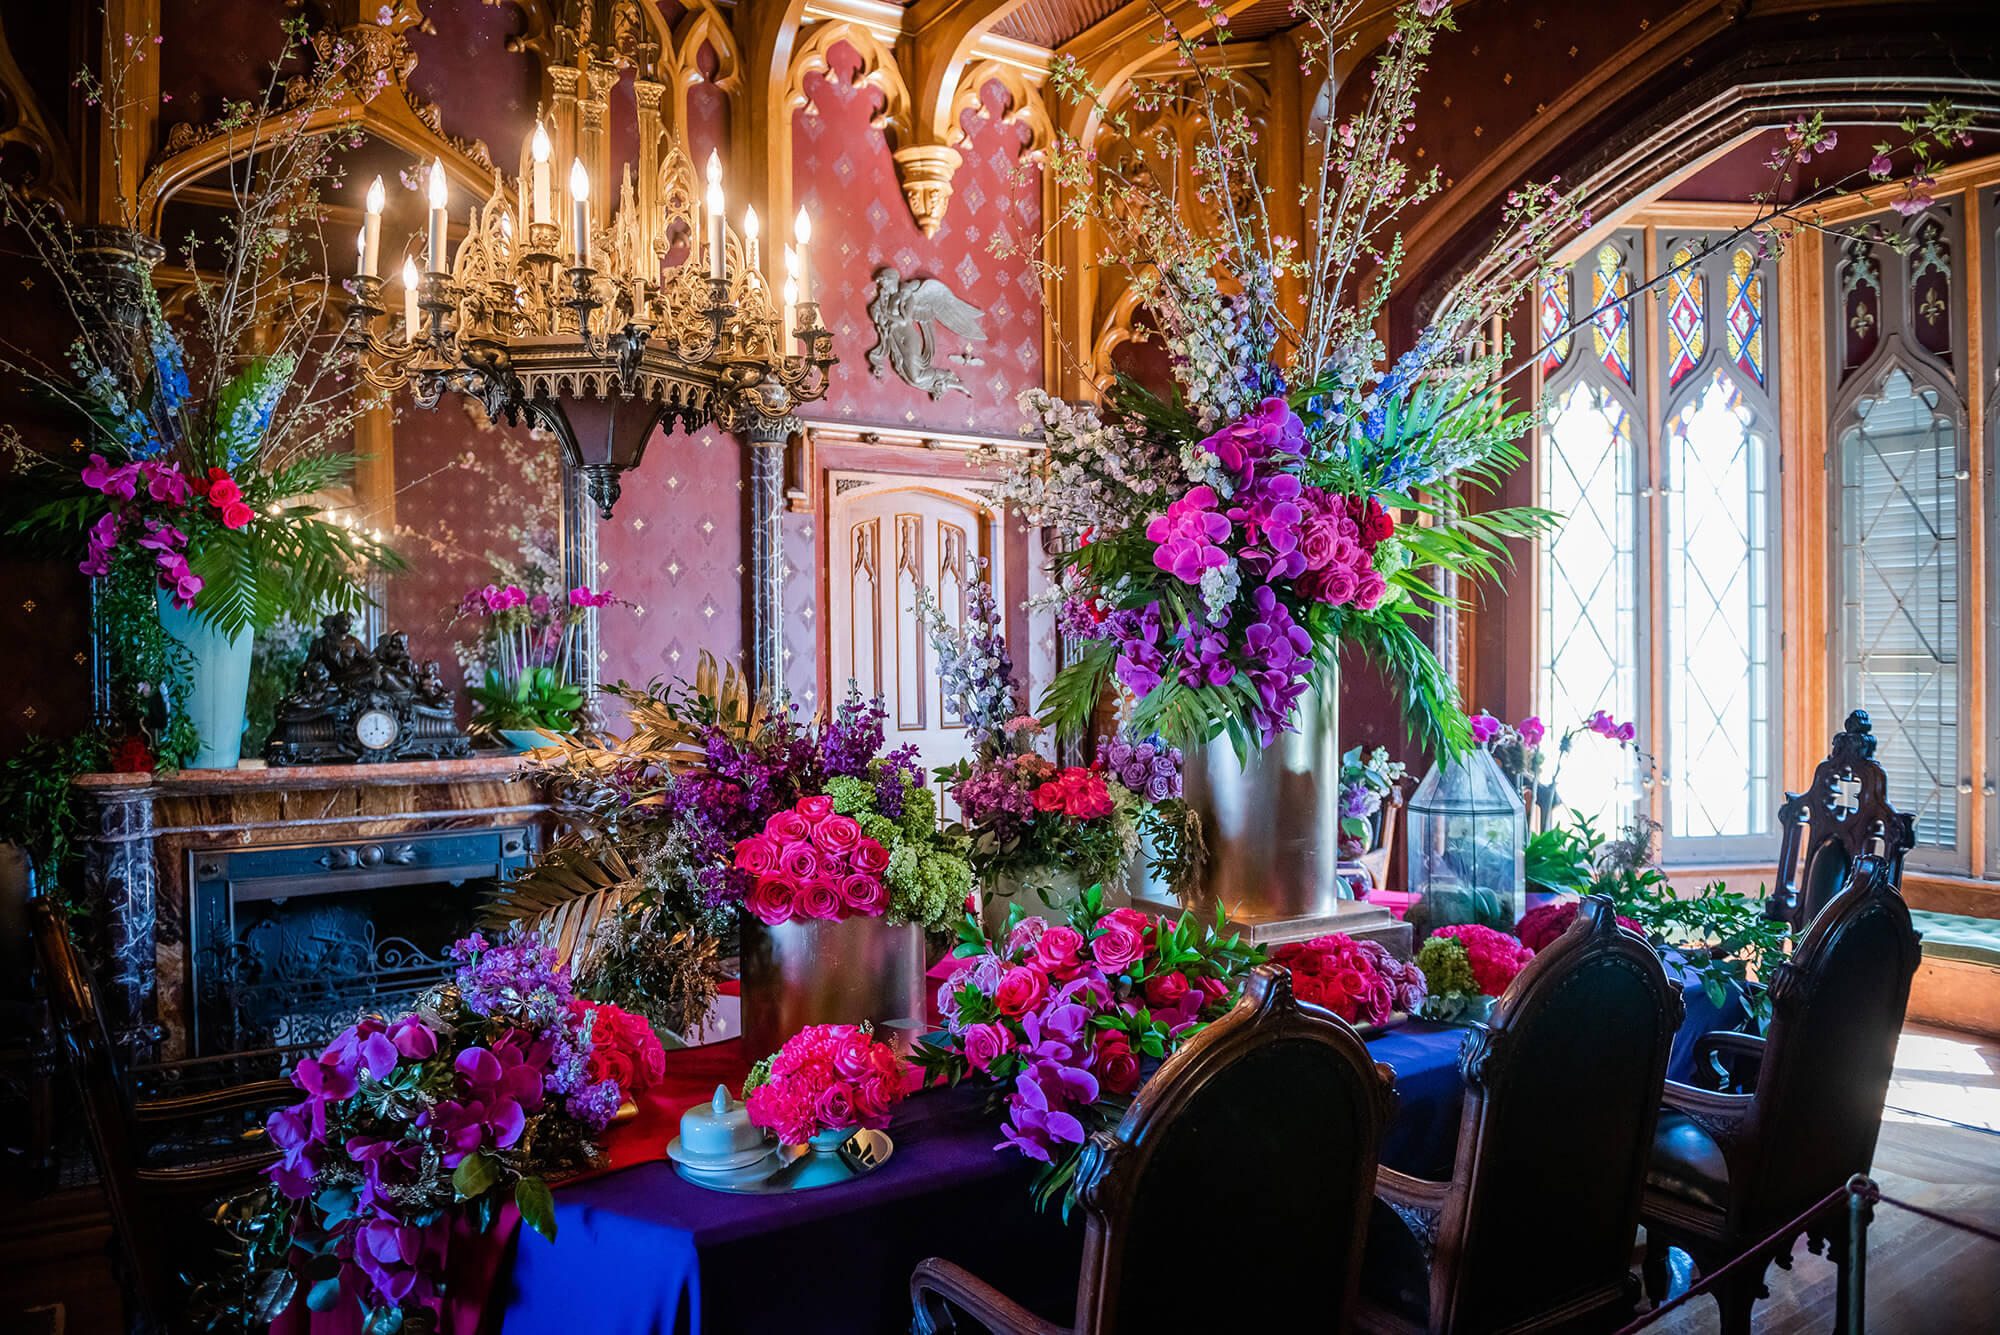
[74,755,553,1064]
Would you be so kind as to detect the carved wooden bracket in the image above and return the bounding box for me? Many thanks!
[890,143,964,237]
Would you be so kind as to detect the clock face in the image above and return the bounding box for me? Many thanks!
[355,708,400,751]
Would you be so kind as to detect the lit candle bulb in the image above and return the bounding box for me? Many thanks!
[793,206,812,311]
[705,150,726,281]
[743,205,760,278]
[530,121,552,226]
[362,175,384,277]
[782,258,798,345]
[355,225,366,278]
[426,159,449,274]
[401,257,420,342]
[570,158,591,266]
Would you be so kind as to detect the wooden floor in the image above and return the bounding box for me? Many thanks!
[1646,1023,2000,1334]
[5,1025,1995,1334]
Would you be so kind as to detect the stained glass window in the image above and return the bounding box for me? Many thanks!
[1837,368,1961,850]
[1539,269,1573,374]
[1908,218,1952,364]
[1591,243,1633,386]
[1666,247,1705,389]
[1725,248,1765,386]
[1665,370,1771,840]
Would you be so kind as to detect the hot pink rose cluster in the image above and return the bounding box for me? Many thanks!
[1293,486,1389,611]
[734,794,891,925]
[744,1023,905,1145]
[1514,901,1645,953]
[1271,932,1427,1027]
[1429,923,1536,996]
[927,901,1248,1168]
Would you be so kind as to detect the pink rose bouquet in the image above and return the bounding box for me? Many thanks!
[1515,900,1644,953]
[569,997,669,1098]
[743,1023,906,1145]
[1428,923,1536,996]
[915,886,1266,1211]
[1270,932,1426,1028]
[735,796,893,925]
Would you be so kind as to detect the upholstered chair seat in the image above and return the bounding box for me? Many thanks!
[1644,1112,1731,1213]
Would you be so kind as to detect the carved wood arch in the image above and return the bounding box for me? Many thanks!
[664,3,743,163]
[946,60,1051,154]
[0,12,79,216]
[786,19,913,140]
[1088,284,1152,390]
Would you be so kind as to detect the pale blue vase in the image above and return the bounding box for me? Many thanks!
[155,592,254,769]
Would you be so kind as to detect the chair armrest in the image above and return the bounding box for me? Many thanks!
[1660,1079,1753,1149]
[135,1150,279,1195]
[135,1079,298,1124]
[1374,1166,1454,1213]
[1689,1031,1766,1093]
[911,1257,1070,1335]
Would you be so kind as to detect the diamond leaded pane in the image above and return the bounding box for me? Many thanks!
[1839,367,1960,848]
[1540,270,1573,374]
[1591,244,1633,386]
[1666,247,1705,389]
[1541,382,1639,825]
[1666,370,1770,839]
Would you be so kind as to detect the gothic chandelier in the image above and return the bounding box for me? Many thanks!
[340,23,832,519]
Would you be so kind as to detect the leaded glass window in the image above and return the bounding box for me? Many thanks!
[1828,204,1971,870]
[1538,229,1781,856]
[1539,231,1645,829]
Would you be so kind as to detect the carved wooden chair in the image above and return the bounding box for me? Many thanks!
[1357,897,1683,1334]
[1641,854,1920,1335]
[1765,711,1916,934]
[910,966,1397,1334]
[32,898,295,1333]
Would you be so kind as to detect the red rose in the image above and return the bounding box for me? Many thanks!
[814,1084,856,1131]
[595,1047,635,1093]
[1091,911,1149,973]
[778,841,820,884]
[1093,1031,1141,1095]
[1032,782,1066,812]
[799,879,844,921]
[851,838,889,874]
[747,873,796,925]
[838,872,888,916]
[205,472,242,507]
[796,795,835,823]
[638,1040,667,1087]
[734,833,782,874]
[811,813,862,858]
[993,965,1048,1016]
[1143,970,1191,1009]
[767,810,810,842]
[1033,925,1085,977]
[220,500,255,530]
[831,1029,875,1080]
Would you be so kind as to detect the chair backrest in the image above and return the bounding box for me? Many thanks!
[1768,711,1915,933]
[1434,898,1682,1331]
[1740,853,1919,1230]
[1070,966,1396,1335]
[31,897,167,1322]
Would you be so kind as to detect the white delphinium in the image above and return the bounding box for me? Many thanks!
[1199,559,1240,626]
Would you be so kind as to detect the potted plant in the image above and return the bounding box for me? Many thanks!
[454,581,618,750]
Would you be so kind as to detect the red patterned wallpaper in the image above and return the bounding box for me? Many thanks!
[594,424,747,694]
[794,47,1045,439]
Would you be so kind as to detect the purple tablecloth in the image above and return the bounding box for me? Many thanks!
[500,1022,1472,1335]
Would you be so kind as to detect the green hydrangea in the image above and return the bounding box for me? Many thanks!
[825,774,875,817]
[896,779,938,841]
[1415,935,1477,1000]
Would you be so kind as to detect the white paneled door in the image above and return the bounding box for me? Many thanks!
[827,475,1005,805]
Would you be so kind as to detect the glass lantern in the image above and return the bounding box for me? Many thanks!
[1405,748,1526,935]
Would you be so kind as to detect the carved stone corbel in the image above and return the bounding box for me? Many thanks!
[891,143,964,237]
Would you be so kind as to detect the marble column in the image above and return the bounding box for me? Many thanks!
[75,776,161,1062]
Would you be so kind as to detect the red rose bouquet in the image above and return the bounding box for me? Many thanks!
[916,886,1265,1210]
[569,998,668,1098]
[1270,932,1426,1028]
[1515,900,1644,953]
[734,794,894,925]
[743,1023,906,1145]
[1430,923,1537,996]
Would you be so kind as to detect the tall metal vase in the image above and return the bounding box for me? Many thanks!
[738,914,927,1060]
[1179,683,1341,928]
[154,592,253,769]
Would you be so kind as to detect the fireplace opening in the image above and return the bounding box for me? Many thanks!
[189,826,536,1062]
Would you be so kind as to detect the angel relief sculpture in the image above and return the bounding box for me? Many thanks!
[866,266,987,400]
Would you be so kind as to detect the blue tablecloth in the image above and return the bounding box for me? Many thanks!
[501,1021,1472,1335]
[1665,956,1752,1085]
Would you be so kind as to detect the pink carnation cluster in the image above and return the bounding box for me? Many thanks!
[1270,932,1427,1027]
[733,794,891,925]
[744,1024,905,1145]
[936,907,1237,1165]
[1514,901,1645,953]
[1429,923,1536,996]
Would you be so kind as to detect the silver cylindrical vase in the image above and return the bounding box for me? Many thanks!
[981,867,1086,942]
[738,914,927,1060]
[1179,680,1340,925]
